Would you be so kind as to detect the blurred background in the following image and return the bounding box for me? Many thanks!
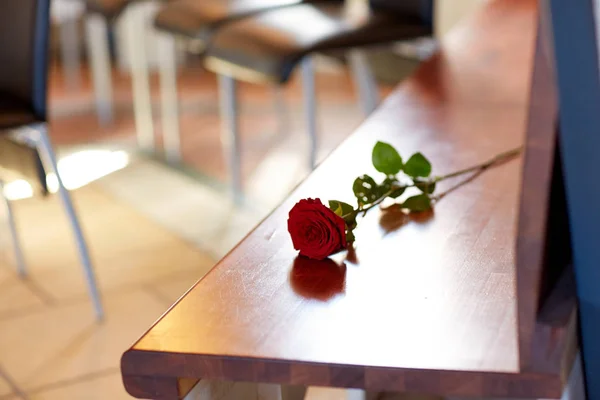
[0,1,481,398]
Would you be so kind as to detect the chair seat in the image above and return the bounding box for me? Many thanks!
[0,94,42,131]
[203,3,432,83]
[154,0,324,43]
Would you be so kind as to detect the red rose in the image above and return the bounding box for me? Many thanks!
[287,198,347,260]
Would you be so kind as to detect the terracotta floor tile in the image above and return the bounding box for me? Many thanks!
[146,271,204,305]
[0,376,12,398]
[0,272,48,318]
[29,372,133,400]
[0,244,48,317]
[0,289,167,392]
[10,185,215,302]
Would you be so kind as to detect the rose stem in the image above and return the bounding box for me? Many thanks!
[433,146,523,182]
[347,145,523,218]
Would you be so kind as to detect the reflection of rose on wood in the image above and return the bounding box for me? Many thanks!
[379,205,434,234]
[290,257,346,301]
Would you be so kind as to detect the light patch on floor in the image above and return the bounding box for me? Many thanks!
[94,156,270,258]
[245,137,309,211]
[2,149,130,201]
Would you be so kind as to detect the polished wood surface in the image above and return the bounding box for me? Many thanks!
[122,0,570,398]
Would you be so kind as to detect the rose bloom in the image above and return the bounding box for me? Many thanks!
[287,198,347,260]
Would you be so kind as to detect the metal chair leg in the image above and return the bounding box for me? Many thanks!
[348,49,379,116]
[84,14,114,125]
[34,125,104,321]
[157,32,181,164]
[59,18,81,90]
[124,4,155,153]
[301,57,318,170]
[218,74,242,202]
[0,181,27,278]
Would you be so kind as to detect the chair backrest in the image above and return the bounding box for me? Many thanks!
[369,0,434,26]
[0,0,51,121]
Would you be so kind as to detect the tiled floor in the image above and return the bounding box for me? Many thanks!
[0,376,12,398]
[12,184,215,301]
[27,373,131,400]
[0,266,46,318]
[0,56,411,399]
[0,290,165,392]
[0,181,217,399]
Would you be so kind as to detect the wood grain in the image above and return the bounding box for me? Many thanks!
[121,0,572,398]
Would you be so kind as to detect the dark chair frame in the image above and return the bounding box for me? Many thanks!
[202,0,434,198]
[0,0,103,320]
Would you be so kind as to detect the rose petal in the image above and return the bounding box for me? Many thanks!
[288,198,348,260]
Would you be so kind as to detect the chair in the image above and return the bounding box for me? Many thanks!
[51,0,112,123]
[84,0,164,144]
[52,0,86,90]
[203,0,434,193]
[0,0,103,320]
[152,0,361,198]
[153,0,330,166]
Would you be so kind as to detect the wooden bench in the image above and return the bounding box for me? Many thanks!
[121,0,578,398]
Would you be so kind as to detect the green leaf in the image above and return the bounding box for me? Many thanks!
[378,177,405,199]
[404,153,432,178]
[402,194,432,212]
[352,175,382,206]
[389,186,406,199]
[415,178,436,194]
[344,212,358,229]
[329,200,357,227]
[328,200,355,218]
[379,177,394,194]
[372,142,403,175]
